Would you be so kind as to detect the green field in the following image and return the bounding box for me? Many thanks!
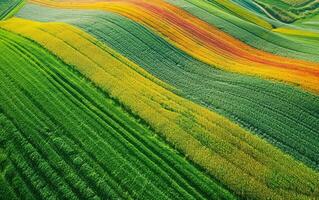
[15,4,319,170]
[0,29,235,200]
[1,0,319,199]
[236,0,319,23]
[0,0,24,20]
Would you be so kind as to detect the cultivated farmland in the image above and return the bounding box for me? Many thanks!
[0,0,23,19]
[15,4,319,170]
[0,0,319,200]
[0,28,235,200]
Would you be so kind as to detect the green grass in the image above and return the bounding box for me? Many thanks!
[1,2,319,199]
[252,0,319,23]
[231,0,270,17]
[293,12,319,30]
[15,4,319,171]
[0,0,24,20]
[165,0,319,61]
[3,17,319,199]
[0,28,236,200]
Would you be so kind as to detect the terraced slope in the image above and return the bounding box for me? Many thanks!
[190,0,273,29]
[230,0,277,18]
[16,3,319,171]
[2,17,319,199]
[294,12,319,31]
[28,0,319,93]
[0,28,237,200]
[245,0,319,23]
[282,0,313,6]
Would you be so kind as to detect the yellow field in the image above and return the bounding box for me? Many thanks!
[25,0,319,94]
[1,17,318,200]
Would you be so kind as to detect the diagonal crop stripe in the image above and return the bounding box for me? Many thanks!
[27,0,319,94]
[1,17,318,199]
[15,3,319,172]
[1,1,319,200]
[0,28,236,200]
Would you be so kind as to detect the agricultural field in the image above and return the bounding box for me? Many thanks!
[236,0,319,23]
[0,0,318,200]
[0,0,24,19]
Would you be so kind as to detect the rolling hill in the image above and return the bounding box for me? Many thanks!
[0,0,318,199]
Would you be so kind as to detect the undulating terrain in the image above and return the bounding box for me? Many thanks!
[0,0,318,199]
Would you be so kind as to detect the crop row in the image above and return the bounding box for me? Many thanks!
[2,18,318,199]
[166,0,319,61]
[255,0,319,20]
[0,29,234,200]
[27,0,319,93]
[195,0,273,29]
[0,0,23,20]
[86,11,319,169]
[17,6,319,170]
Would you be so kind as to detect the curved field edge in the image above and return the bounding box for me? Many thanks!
[252,0,319,23]
[0,28,237,200]
[26,0,319,94]
[2,18,318,199]
[230,0,276,19]
[197,0,273,29]
[165,0,319,61]
[230,0,318,23]
[16,4,319,171]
